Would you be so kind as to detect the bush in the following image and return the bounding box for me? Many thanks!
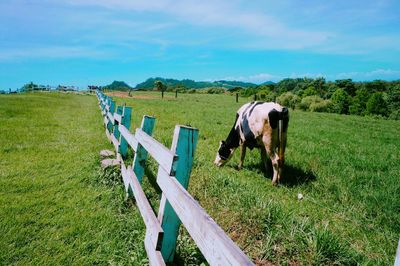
[206,87,226,94]
[366,93,388,116]
[331,88,350,114]
[310,99,336,113]
[297,95,324,111]
[277,92,300,109]
[258,91,276,102]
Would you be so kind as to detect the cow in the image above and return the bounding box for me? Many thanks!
[214,101,289,185]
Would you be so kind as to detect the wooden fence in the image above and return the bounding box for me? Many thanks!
[96,90,253,266]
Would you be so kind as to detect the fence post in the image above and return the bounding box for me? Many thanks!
[236,93,239,103]
[106,100,115,134]
[157,125,199,262]
[113,106,123,140]
[132,116,156,183]
[175,90,178,98]
[119,106,132,158]
[253,94,257,101]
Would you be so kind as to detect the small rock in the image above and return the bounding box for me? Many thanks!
[100,149,115,158]
[297,193,304,201]
[101,158,120,169]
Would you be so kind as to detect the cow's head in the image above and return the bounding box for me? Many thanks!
[214,140,234,167]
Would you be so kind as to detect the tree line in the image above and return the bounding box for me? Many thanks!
[231,78,399,120]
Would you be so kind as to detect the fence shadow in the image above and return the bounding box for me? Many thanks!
[144,166,162,194]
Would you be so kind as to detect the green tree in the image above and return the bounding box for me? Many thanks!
[277,92,300,109]
[303,86,318,97]
[331,88,350,114]
[335,79,356,96]
[154,80,166,92]
[387,88,400,119]
[366,93,388,116]
[349,88,369,115]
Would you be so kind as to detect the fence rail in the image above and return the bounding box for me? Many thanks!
[96,90,253,266]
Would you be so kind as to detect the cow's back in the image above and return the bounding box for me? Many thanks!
[236,102,283,140]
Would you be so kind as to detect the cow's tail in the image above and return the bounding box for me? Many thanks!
[278,108,289,161]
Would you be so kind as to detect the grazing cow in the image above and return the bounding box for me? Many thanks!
[214,101,289,185]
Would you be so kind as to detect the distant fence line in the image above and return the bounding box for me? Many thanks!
[96,91,253,266]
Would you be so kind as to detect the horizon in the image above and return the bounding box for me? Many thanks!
[1,1,400,90]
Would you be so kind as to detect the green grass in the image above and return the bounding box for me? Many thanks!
[112,91,399,265]
[0,93,147,264]
[1,91,399,265]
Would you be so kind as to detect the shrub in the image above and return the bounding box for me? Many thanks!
[206,87,226,94]
[296,95,324,111]
[276,92,300,109]
[366,92,388,116]
[310,99,336,113]
[331,88,350,114]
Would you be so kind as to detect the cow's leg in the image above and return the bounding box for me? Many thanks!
[263,140,280,185]
[260,147,269,172]
[238,144,246,170]
[268,151,280,185]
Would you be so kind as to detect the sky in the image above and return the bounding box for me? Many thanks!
[0,0,400,89]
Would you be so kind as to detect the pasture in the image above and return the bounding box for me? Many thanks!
[1,92,399,265]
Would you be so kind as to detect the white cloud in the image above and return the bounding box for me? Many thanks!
[211,73,282,83]
[62,0,331,50]
[0,46,108,61]
[336,69,400,80]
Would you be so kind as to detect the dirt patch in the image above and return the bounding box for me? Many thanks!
[106,91,175,100]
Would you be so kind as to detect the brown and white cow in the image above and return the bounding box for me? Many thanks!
[214,101,289,185]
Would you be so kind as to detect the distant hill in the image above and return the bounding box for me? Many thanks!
[103,81,132,91]
[135,77,257,90]
[260,81,275,85]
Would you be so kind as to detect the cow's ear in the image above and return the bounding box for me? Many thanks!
[268,109,279,129]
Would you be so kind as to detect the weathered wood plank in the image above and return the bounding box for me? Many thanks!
[126,166,164,250]
[110,133,119,152]
[114,113,122,123]
[135,128,178,176]
[119,124,138,151]
[145,233,166,266]
[157,169,253,266]
[157,126,198,262]
[132,116,155,183]
[107,112,115,124]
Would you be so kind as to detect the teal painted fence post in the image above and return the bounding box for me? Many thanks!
[158,125,199,262]
[132,115,155,183]
[113,106,123,140]
[119,106,132,158]
[106,100,115,134]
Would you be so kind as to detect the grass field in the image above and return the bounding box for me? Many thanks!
[1,91,399,265]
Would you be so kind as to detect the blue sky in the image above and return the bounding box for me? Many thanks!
[1,0,400,89]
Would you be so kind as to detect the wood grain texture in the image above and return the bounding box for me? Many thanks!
[125,165,164,250]
[119,124,138,151]
[135,128,178,176]
[145,233,166,266]
[132,116,155,183]
[157,126,198,262]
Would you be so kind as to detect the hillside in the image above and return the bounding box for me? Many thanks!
[103,81,131,91]
[134,77,258,90]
